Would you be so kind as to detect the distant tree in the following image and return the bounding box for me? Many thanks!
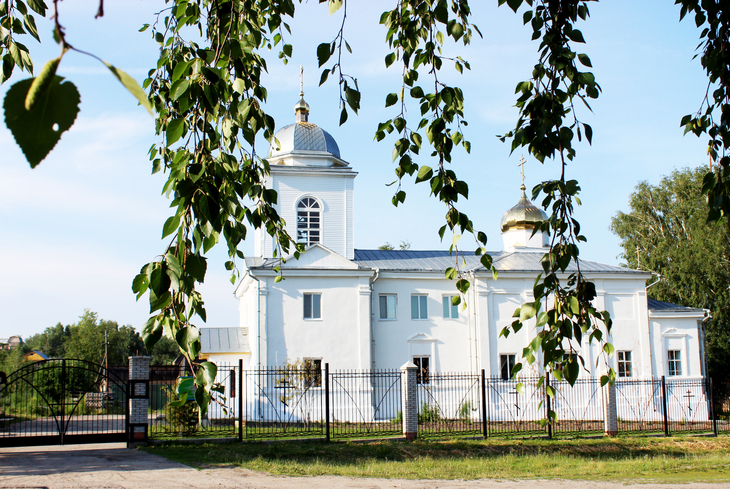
[62,310,146,366]
[22,312,175,367]
[0,342,30,374]
[24,323,69,358]
[378,240,411,251]
[610,167,730,400]
[149,336,181,365]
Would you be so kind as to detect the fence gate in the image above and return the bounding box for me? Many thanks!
[0,359,128,447]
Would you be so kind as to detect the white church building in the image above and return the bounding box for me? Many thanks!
[201,91,709,386]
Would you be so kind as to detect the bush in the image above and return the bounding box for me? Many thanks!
[458,400,473,422]
[418,402,441,423]
[168,401,199,435]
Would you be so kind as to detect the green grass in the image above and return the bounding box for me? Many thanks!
[143,435,730,483]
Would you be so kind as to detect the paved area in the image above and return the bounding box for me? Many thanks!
[0,443,727,488]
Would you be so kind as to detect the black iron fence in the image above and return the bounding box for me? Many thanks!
[144,363,719,441]
[329,368,402,439]
[0,359,128,447]
[417,372,483,438]
[149,364,238,439]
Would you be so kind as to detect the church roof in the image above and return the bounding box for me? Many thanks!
[647,298,705,313]
[269,122,341,159]
[353,249,645,275]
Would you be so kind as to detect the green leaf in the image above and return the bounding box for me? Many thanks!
[568,295,580,315]
[186,254,208,283]
[519,302,537,322]
[162,215,180,238]
[23,14,40,42]
[566,29,586,43]
[166,118,185,146]
[24,57,60,110]
[316,43,332,67]
[232,77,246,94]
[328,0,343,15]
[141,316,162,352]
[506,0,522,13]
[3,76,80,168]
[170,79,190,101]
[25,0,47,16]
[416,165,433,183]
[385,92,398,107]
[319,69,330,86]
[176,325,201,357]
[196,361,218,391]
[384,52,396,68]
[102,61,153,115]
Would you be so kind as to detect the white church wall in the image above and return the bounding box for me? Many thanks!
[650,314,705,379]
[236,275,266,367]
[255,170,355,259]
[372,275,473,373]
[262,274,370,370]
[490,289,531,377]
[502,228,548,251]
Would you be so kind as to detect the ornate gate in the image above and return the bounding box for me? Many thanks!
[0,359,128,447]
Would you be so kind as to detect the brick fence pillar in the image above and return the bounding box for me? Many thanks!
[128,356,151,446]
[401,361,418,441]
[603,380,618,437]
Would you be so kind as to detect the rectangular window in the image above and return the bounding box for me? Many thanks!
[303,358,322,388]
[617,350,633,378]
[379,294,397,320]
[413,356,430,384]
[303,293,321,319]
[411,294,428,320]
[442,295,459,319]
[500,354,516,381]
[667,350,682,376]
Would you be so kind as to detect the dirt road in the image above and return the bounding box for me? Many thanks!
[0,443,726,489]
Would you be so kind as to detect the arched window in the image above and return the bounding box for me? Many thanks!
[297,197,321,245]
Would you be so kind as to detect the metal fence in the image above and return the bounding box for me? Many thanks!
[329,369,402,439]
[149,364,238,439]
[241,366,326,439]
[417,372,483,438]
[145,363,718,441]
[0,359,128,446]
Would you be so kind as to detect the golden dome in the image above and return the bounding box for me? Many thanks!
[500,184,548,232]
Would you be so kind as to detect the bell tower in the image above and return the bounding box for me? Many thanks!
[254,68,357,259]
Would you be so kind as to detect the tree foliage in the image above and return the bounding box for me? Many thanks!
[676,0,730,225]
[611,166,730,398]
[21,310,180,367]
[2,0,729,419]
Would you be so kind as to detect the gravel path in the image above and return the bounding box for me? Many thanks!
[0,443,726,489]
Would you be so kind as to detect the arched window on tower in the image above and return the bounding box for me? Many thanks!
[297,197,321,246]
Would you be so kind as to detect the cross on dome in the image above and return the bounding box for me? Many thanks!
[518,154,526,189]
[294,65,310,123]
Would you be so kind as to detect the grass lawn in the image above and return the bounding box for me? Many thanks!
[143,435,730,483]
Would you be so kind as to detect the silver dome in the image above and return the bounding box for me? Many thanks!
[269,122,341,159]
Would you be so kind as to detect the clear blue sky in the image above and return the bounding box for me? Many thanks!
[0,0,710,339]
